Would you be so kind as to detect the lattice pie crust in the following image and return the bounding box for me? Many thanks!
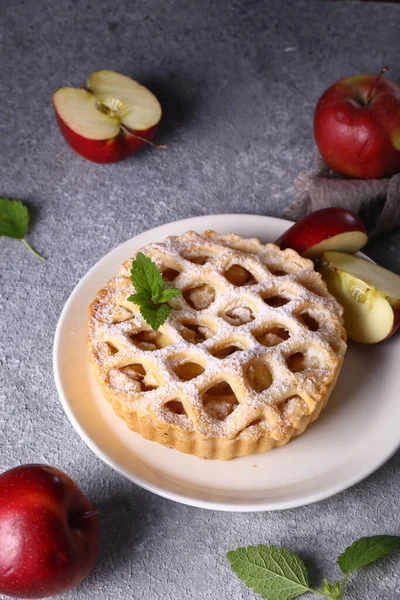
[87,231,347,460]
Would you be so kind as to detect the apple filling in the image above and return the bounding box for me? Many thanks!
[210,344,244,359]
[262,295,290,308]
[127,329,173,351]
[181,252,211,265]
[298,312,319,331]
[202,382,239,421]
[162,267,180,282]
[104,342,119,355]
[165,399,187,416]
[286,351,321,373]
[246,361,273,393]
[254,326,290,347]
[179,321,215,344]
[162,399,192,429]
[183,284,216,310]
[223,265,257,286]
[222,305,255,326]
[173,361,205,381]
[120,363,159,391]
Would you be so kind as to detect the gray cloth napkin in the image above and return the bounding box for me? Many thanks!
[284,154,400,236]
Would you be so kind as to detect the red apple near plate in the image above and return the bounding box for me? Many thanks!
[319,251,400,344]
[275,207,368,259]
[314,68,400,179]
[0,464,99,598]
[54,70,162,163]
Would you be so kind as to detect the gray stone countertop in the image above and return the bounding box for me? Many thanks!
[1,0,399,598]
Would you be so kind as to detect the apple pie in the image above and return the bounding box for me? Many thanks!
[87,231,347,460]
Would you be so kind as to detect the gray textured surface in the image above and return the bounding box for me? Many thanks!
[1,0,400,598]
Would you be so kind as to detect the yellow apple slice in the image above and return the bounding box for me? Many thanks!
[319,251,400,344]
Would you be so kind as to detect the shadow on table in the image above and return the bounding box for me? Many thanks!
[137,74,197,145]
[73,487,164,596]
[95,492,157,574]
[302,553,325,591]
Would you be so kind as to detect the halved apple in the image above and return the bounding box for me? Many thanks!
[319,251,400,344]
[276,208,368,259]
[53,70,162,163]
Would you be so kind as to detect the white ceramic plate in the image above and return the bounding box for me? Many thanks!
[53,214,400,511]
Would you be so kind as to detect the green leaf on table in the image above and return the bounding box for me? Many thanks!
[130,251,164,302]
[0,197,29,239]
[227,544,310,600]
[0,197,44,260]
[337,536,400,575]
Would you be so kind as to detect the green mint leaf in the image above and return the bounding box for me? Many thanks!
[0,197,29,239]
[127,291,152,305]
[337,535,400,575]
[157,287,182,303]
[322,580,344,600]
[321,579,333,595]
[128,254,181,330]
[130,252,164,302]
[140,303,172,331]
[0,197,44,260]
[227,545,310,600]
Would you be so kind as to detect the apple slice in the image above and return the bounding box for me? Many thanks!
[276,208,368,259]
[319,251,400,344]
[53,70,162,163]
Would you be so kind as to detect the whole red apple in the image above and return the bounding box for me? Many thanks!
[314,68,400,178]
[0,464,99,598]
[53,70,162,163]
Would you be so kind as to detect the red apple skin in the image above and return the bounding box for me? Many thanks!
[388,304,400,341]
[314,74,400,179]
[276,207,367,255]
[55,112,158,163]
[0,464,99,599]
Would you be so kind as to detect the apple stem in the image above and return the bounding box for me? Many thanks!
[120,124,167,149]
[79,509,100,521]
[22,238,45,260]
[364,65,390,105]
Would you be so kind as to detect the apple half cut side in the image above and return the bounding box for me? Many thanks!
[318,251,400,344]
[276,207,368,260]
[53,70,162,163]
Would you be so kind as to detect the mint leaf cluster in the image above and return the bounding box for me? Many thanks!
[128,252,181,330]
[0,197,44,260]
[227,536,400,600]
